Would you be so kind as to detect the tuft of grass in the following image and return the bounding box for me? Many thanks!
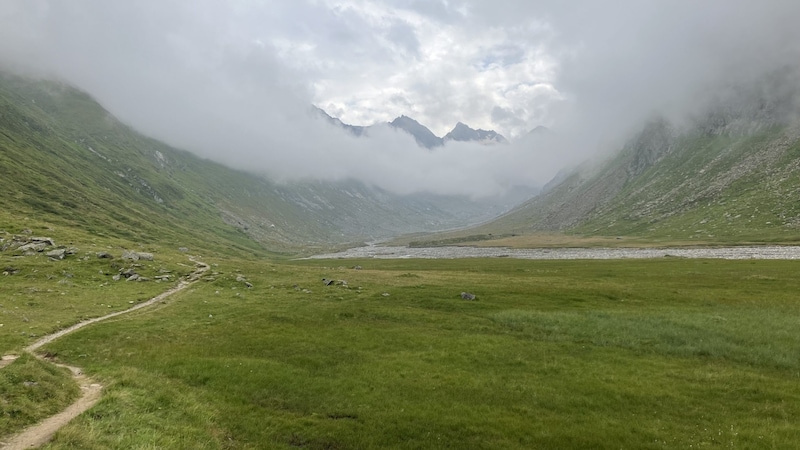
[0,353,80,437]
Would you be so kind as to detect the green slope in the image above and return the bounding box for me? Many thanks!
[0,72,508,255]
[471,114,800,245]
[0,73,294,255]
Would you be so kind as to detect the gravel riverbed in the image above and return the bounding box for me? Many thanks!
[307,245,800,260]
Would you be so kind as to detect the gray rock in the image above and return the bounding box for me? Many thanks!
[46,248,66,260]
[30,237,55,246]
[322,278,335,286]
[126,274,140,282]
[137,252,154,261]
[460,292,477,301]
[96,252,113,259]
[353,265,362,270]
[236,275,246,282]
[121,250,139,261]
[17,242,47,252]
[178,247,189,252]
[112,274,121,281]
[245,281,253,288]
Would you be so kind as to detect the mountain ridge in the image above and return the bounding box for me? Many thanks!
[317,108,510,149]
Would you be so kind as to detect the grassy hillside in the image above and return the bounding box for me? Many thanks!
[0,73,293,255]
[0,72,514,257]
[412,114,800,247]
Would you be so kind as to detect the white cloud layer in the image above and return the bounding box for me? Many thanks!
[1,0,799,198]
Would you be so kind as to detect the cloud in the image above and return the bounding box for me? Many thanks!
[1,0,798,199]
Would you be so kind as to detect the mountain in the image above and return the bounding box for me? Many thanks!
[444,122,507,144]
[388,115,443,148]
[314,107,366,136]
[472,113,800,243]
[318,110,510,149]
[0,72,523,254]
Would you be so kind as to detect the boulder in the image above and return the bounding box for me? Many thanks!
[46,248,66,260]
[30,237,55,246]
[137,252,154,261]
[121,250,139,261]
[18,242,48,252]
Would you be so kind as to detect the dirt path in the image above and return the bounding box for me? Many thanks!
[0,258,209,450]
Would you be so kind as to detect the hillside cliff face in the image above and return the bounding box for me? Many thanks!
[480,76,800,242]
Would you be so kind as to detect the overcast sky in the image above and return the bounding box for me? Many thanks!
[1,1,799,197]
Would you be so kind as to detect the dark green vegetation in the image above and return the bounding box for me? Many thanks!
[27,257,800,449]
[0,353,80,437]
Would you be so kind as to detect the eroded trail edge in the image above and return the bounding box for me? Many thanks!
[0,258,209,450]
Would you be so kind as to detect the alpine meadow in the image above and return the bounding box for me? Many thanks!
[3,2,800,449]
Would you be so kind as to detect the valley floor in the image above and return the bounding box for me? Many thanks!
[2,255,799,449]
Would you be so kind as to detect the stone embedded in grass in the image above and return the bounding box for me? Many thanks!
[122,250,154,261]
[46,248,66,260]
[460,292,477,301]
[138,252,154,261]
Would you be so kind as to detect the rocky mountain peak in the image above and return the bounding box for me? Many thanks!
[444,122,507,144]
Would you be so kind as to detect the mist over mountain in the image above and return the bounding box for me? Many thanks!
[444,123,508,145]
[388,116,443,149]
[317,109,510,150]
[1,1,800,204]
[466,67,800,242]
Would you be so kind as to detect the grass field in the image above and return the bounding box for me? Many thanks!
[0,256,795,448]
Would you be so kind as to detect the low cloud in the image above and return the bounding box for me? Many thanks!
[1,1,798,198]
